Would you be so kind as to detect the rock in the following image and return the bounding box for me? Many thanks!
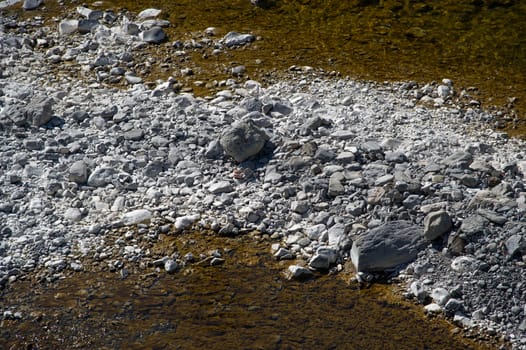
[87,166,116,187]
[442,151,473,169]
[410,281,427,303]
[64,208,83,222]
[285,265,313,280]
[350,221,427,272]
[174,214,200,231]
[309,254,330,269]
[459,215,487,236]
[59,19,79,35]
[164,259,178,273]
[140,26,166,43]
[451,256,479,273]
[316,246,338,264]
[423,210,452,241]
[205,140,223,159]
[209,181,233,194]
[219,120,268,162]
[124,129,144,141]
[430,287,450,306]
[477,209,507,225]
[274,247,293,260]
[122,209,152,225]
[23,0,42,10]
[69,160,88,184]
[27,96,54,126]
[137,8,161,19]
[291,201,309,214]
[424,303,443,314]
[505,235,524,257]
[328,173,345,196]
[78,19,99,34]
[231,65,246,77]
[222,32,255,47]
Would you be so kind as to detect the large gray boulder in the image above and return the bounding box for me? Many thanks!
[219,120,268,163]
[351,221,427,272]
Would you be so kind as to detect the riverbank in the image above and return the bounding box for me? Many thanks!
[2,0,525,135]
[0,2,525,349]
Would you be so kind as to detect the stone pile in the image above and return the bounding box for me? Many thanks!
[0,6,526,349]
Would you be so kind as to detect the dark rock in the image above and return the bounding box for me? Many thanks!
[350,221,427,272]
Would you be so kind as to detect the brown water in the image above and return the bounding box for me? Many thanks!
[3,0,525,133]
[0,230,502,349]
[102,0,524,135]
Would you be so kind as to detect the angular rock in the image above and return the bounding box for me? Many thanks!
[459,215,487,236]
[442,151,473,169]
[285,265,313,280]
[59,19,79,35]
[219,120,268,162]
[27,96,54,127]
[328,173,345,197]
[87,166,116,187]
[423,210,452,241]
[431,287,450,306]
[350,221,427,272]
[505,235,524,257]
[69,160,88,184]
[78,19,99,34]
[410,281,427,303]
[309,254,330,270]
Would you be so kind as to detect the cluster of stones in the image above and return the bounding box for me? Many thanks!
[3,4,256,89]
[1,5,526,349]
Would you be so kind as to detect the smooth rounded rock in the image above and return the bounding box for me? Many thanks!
[140,26,166,43]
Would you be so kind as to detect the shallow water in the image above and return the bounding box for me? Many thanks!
[103,0,525,134]
[3,0,524,133]
[0,231,500,349]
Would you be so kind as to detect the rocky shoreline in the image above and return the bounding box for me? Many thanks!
[1,5,525,349]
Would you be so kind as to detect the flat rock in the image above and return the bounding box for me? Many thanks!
[350,221,426,272]
[222,32,255,47]
[122,209,152,225]
[137,8,161,19]
[209,181,233,194]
